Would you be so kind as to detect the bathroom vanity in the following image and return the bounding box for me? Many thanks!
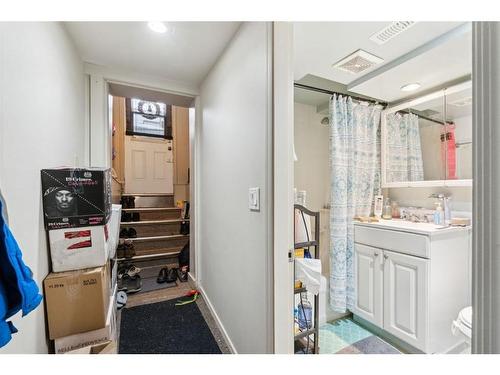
[352,220,471,353]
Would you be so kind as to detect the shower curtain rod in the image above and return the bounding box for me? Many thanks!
[294,82,388,107]
[397,109,451,126]
[295,83,453,126]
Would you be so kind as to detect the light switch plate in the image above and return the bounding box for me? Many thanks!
[249,187,260,211]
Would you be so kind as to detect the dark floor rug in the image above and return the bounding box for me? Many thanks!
[119,299,222,354]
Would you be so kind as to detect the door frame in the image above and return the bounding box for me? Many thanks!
[85,63,200,283]
[273,22,295,353]
[471,21,500,354]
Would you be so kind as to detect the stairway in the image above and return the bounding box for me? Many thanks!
[119,193,189,264]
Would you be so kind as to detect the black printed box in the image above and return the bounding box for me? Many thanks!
[41,168,111,230]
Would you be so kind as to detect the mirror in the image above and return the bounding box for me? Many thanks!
[445,85,472,180]
[381,81,472,187]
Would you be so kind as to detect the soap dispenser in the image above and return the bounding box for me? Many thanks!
[434,202,444,225]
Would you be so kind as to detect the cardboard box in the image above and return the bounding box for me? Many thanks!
[41,168,111,230]
[65,340,117,354]
[55,287,117,354]
[44,266,110,339]
[48,224,110,272]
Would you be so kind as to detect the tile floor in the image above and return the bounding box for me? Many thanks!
[319,318,401,354]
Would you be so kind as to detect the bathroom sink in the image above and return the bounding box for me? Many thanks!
[354,219,470,236]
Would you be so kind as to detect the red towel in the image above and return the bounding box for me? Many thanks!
[441,123,457,180]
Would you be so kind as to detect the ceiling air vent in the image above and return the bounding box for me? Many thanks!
[332,49,384,74]
[369,21,416,45]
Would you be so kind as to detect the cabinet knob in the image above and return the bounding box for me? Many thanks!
[384,254,388,259]
[374,252,379,257]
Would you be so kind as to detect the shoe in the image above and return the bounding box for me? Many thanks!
[177,268,188,282]
[117,268,128,291]
[125,275,142,294]
[127,196,136,209]
[117,239,126,258]
[126,265,141,277]
[166,268,178,283]
[117,277,128,292]
[124,239,135,258]
[127,228,137,238]
[157,267,169,284]
[132,212,140,222]
[120,196,129,209]
[116,291,128,309]
[121,212,132,222]
[119,228,129,239]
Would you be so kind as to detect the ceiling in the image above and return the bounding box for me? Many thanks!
[64,22,241,87]
[294,22,471,104]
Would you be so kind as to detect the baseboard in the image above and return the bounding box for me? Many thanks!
[197,284,237,354]
[187,272,197,289]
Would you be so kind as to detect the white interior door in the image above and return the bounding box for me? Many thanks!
[124,135,173,194]
[383,249,428,351]
[353,243,383,327]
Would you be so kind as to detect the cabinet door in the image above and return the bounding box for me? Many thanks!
[352,243,383,327]
[383,250,428,351]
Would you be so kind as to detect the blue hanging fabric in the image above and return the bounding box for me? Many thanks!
[0,196,43,348]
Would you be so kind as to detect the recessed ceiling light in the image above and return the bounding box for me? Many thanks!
[400,83,421,92]
[148,22,167,33]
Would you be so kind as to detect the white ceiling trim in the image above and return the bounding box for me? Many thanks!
[348,22,471,92]
[84,62,199,97]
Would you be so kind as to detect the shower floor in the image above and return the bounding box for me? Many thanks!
[319,318,401,354]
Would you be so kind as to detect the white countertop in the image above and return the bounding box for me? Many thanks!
[354,219,471,236]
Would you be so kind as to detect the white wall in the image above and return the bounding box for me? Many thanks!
[198,22,273,353]
[0,22,85,353]
[294,102,330,212]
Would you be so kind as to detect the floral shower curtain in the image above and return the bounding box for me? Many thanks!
[386,113,424,182]
[329,95,381,313]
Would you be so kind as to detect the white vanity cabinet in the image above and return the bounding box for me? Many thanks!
[352,221,471,353]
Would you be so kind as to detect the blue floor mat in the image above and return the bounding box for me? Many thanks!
[319,318,401,354]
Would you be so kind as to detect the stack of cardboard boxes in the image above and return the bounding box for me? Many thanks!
[40,168,121,354]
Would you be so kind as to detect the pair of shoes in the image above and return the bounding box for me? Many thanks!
[120,196,136,209]
[124,240,135,258]
[121,212,132,222]
[119,228,137,239]
[157,266,178,284]
[121,212,140,222]
[117,239,135,258]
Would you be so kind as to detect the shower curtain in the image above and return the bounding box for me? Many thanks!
[329,95,381,313]
[386,113,424,182]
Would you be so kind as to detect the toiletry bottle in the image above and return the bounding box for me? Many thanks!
[382,198,392,220]
[434,202,444,225]
[391,200,400,219]
[374,195,383,218]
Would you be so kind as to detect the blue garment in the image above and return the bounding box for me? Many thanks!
[0,198,43,348]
